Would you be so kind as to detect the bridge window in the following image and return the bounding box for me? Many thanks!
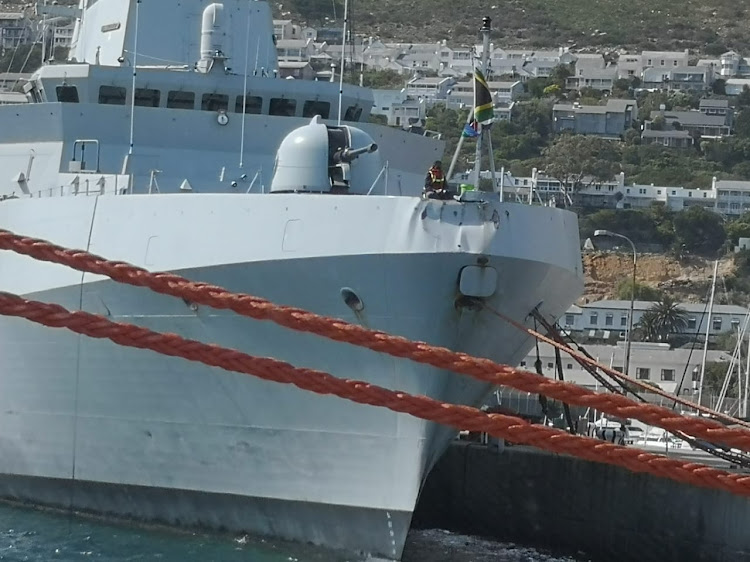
[167,90,195,110]
[270,98,296,116]
[56,85,79,103]
[303,100,331,119]
[235,95,262,114]
[202,93,229,112]
[134,88,160,107]
[99,85,126,105]
[344,105,362,121]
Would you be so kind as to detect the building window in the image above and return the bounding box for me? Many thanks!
[605,313,613,326]
[688,317,696,329]
[303,100,331,119]
[613,366,623,373]
[661,369,675,381]
[567,363,573,369]
[98,85,126,105]
[636,368,650,380]
[167,90,195,109]
[202,93,229,112]
[134,88,160,107]
[590,312,598,326]
[520,361,526,367]
[713,317,722,331]
[547,362,554,369]
[692,368,701,381]
[270,97,297,116]
[620,315,627,327]
[56,85,79,103]
[565,314,574,325]
[236,95,263,114]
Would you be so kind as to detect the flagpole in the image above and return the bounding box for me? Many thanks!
[479,16,493,192]
[472,50,483,189]
[446,107,474,183]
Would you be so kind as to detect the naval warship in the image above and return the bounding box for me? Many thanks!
[0,1,583,559]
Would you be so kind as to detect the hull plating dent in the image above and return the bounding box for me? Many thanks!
[0,194,583,559]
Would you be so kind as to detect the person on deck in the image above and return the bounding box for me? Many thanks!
[423,160,451,200]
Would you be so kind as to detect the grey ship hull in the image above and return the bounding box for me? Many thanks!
[0,194,583,559]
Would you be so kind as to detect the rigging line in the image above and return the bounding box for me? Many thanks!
[121,49,189,66]
[483,301,750,429]
[240,1,252,168]
[672,285,711,411]
[532,317,550,421]
[4,35,23,74]
[533,311,627,397]
[10,25,46,91]
[553,342,576,434]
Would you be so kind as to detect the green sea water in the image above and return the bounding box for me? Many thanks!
[0,503,587,562]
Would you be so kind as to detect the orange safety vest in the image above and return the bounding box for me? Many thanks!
[428,167,445,188]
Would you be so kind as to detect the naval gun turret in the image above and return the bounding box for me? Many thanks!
[270,116,382,194]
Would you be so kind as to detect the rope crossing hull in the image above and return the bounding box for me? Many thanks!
[0,195,584,559]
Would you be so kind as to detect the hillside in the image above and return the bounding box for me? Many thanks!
[582,252,736,305]
[283,0,750,53]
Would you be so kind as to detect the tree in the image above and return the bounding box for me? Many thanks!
[702,361,736,398]
[0,44,42,74]
[548,64,573,89]
[672,206,726,255]
[635,296,689,342]
[542,135,621,204]
[738,86,750,109]
[288,0,343,22]
[726,218,750,244]
[650,115,666,131]
[526,77,552,98]
[712,79,727,95]
[615,279,663,301]
[734,110,750,138]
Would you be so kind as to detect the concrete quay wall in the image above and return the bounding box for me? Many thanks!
[412,442,750,562]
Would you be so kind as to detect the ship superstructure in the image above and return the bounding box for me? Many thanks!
[0,2,584,560]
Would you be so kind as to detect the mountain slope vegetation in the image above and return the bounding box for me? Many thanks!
[282,0,750,53]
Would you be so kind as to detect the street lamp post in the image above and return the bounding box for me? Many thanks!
[594,229,637,379]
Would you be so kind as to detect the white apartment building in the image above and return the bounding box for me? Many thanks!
[471,170,748,215]
[718,51,750,78]
[371,89,426,127]
[520,341,731,396]
[53,23,75,49]
[562,300,748,342]
[641,50,691,70]
[713,179,750,216]
[446,79,523,108]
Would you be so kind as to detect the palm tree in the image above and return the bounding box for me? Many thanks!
[635,296,689,342]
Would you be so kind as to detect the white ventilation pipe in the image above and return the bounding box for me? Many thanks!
[200,3,224,62]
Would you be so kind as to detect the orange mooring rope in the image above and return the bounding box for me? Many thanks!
[1,290,750,497]
[2,228,750,454]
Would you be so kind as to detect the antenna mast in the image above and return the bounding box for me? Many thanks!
[337,0,349,125]
[240,2,252,168]
[128,0,141,156]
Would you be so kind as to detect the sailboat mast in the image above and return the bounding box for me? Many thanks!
[698,259,719,408]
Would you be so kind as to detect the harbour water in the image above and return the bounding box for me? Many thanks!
[0,503,588,562]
